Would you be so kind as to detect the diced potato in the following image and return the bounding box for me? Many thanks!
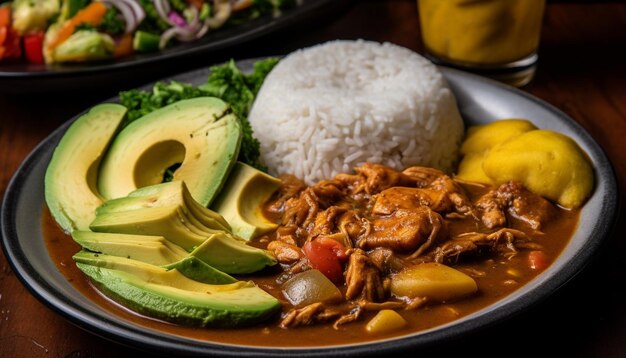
[390,263,478,302]
[282,269,342,307]
[365,310,407,334]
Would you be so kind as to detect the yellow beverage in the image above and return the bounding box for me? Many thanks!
[418,0,545,67]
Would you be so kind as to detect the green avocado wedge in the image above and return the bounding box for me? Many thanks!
[71,231,238,284]
[90,205,212,251]
[97,97,242,207]
[163,256,237,285]
[71,231,188,266]
[45,103,127,233]
[90,182,277,274]
[96,181,231,233]
[188,231,277,274]
[74,251,280,327]
[89,206,277,274]
[211,162,281,240]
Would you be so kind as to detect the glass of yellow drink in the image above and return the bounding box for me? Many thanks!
[418,0,546,87]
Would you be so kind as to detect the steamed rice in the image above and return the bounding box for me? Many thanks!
[248,40,464,184]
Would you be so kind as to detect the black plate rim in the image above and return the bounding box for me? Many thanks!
[0,63,618,357]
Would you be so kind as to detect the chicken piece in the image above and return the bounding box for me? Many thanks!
[367,247,406,274]
[402,166,475,216]
[356,300,406,311]
[275,258,311,285]
[333,306,363,329]
[476,181,555,230]
[309,206,348,238]
[475,189,508,229]
[405,296,428,310]
[281,188,320,228]
[275,226,298,246]
[371,187,452,215]
[432,228,543,263]
[345,249,386,302]
[352,163,415,195]
[267,240,304,264]
[280,302,342,328]
[429,175,475,217]
[265,174,307,215]
[507,183,556,229]
[402,166,448,187]
[312,179,346,203]
[359,207,445,259]
[337,210,364,246]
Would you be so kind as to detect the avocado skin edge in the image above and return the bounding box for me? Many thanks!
[45,103,127,233]
[76,262,281,327]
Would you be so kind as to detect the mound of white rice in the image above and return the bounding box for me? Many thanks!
[248,40,464,185]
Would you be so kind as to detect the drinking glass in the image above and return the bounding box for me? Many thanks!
[418,0,546,87]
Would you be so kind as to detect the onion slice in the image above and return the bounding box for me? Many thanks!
[185,6,199,31]
[159,26,196,49]
[206,0,232,29]
[153,0,174,25]
[195,19,210,39]
[120,0,146,25]
[98,0,138,34]
[168,11,187,27]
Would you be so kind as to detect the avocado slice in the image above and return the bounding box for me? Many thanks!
[97,97,242,207]
[90,206,276,274]
[72,231,237,284]
[90,205,213,251]
[189,232,277,274]
[96,181,231,233]
[45,103,127,232]
[90,181,277,274]
[211,162,281,240]
[71,231,188,266]
[74,251,280,327]
[163,257,237,285]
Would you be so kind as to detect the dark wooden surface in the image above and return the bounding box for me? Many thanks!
[1,1,625,357]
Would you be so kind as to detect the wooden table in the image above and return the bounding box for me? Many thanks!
[1,1,625,356]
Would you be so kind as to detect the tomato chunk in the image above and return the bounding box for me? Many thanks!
[303,238,347,283]
[23,32,45,64]
[0,7,22,61]
[528,250,549,271]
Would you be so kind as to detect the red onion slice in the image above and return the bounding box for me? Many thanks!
[168,11,187,27]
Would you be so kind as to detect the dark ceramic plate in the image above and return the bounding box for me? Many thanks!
[0,0,346,93]
[0,60,618,356]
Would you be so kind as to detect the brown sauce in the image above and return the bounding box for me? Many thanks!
[42,181,579,347]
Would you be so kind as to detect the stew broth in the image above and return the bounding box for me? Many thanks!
[42,174,578,347]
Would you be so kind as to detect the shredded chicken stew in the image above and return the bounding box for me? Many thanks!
[43,162,579,346]
[256,163,572,330]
